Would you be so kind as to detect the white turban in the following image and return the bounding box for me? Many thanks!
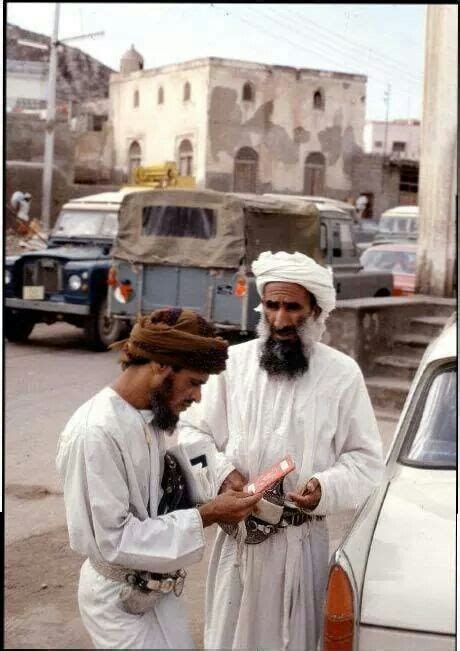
[251,251,336,315]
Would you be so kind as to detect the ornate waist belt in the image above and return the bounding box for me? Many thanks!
[89,557,187,596]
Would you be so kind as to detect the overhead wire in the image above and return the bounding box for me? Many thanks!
[272,4,424,82]
[243,4,423,90]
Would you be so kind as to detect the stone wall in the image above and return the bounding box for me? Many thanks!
[5,159,119,229]
[74,124,115,183]
[6,113,76,181]
[5,161,70,228]
[324,295,454,373]
[350,153,400,217]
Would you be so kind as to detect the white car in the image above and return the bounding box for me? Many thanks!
[321,319,456,651]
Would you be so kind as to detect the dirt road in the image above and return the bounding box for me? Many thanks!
[5,323,396,649]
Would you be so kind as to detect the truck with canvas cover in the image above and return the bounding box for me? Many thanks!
[107,189,393,336]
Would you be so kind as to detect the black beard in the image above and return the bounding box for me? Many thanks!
[259,335,309,379]
[150,376,178,433]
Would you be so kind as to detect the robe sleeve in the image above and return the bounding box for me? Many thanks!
[178,370,236,493]
[64,425,205,573]
[310,366,384,516]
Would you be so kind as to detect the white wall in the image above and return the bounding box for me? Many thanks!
[6,71,48,111]
[364,121,420,159]
[110,60,210,185]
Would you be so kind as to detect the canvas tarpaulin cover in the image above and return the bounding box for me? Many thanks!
[112,189,320,269]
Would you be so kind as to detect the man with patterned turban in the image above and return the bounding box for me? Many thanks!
[178,251,384,651]
[56,308,262,649]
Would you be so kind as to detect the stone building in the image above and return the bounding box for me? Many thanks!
[6,59,49,113]
[363,119,420,160]
[110,50,367,197]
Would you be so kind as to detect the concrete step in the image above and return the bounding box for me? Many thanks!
[366,375,412,411]
[374,407,401,424]
[393,333,432,357]
[410,315,450,338]
[374,355,420,381]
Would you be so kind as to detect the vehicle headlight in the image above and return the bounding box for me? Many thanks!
[68,274,82,291]
[5,269,12,285]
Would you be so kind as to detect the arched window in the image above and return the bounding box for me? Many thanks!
[183,81,191,102]
[313,89,324,110]
[234,146,258,193]
[158,86,164,105]
[303,152,325,195]
[178,139,193,176]
[128,141,142,182]
[242,82,254,102]
[133,90,140,108]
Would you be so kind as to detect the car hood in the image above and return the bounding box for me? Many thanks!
[361,464,455,634]
[16,245,109,262]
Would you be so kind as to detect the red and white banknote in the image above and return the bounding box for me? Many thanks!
[245,456,296,495]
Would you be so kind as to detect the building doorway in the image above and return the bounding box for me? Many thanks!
[234,146,258,193]
[303,152,325,195]
[128,141,142,182]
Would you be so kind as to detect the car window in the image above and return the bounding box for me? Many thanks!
[339,223,354,257]
[320,223,328,257]
[52,210,118,238]
[400,366,456,468]
[361,249,416,273]
[332,223,341,257]
[379,216,410,234]
[141,205,216,239]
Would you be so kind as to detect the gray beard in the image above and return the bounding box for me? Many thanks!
[256,313,325,379]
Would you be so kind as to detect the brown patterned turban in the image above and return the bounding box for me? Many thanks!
[111,308,229,374]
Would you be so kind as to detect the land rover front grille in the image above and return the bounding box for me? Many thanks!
[23,258,63,293]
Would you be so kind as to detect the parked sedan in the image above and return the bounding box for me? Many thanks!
[321,320,456,651]
[360,242,417,295]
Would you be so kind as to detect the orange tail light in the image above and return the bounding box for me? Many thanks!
[234,276,247,298]
[323,565,355,651]
[107,267,118,287]
[391,286,404,296]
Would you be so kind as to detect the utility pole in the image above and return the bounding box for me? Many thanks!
[18,3,104,233]
[42,2,60,233]
[382,84,391,156]
[381,84,391,192]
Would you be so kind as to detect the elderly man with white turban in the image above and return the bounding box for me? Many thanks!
[178,251,384,651]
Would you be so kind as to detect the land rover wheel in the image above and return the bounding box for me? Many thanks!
[85,298,124,350]
[5,310,35,342]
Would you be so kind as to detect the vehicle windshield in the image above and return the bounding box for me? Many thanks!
[52,210,118,239]
[379,216,417,235]
[401,366,456,468]
[361,248,416,273]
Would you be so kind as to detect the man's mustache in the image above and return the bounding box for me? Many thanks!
[272,326,298,336]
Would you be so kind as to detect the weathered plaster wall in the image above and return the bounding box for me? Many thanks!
[351,153,400,217]
[110,60,210,185]
[74,124,114,184]
[205,58,366,195]
[6,113,76,181]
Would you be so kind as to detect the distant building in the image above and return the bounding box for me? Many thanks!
[363,119,420,160]
[110,49,367,197]
[6,59,48,113]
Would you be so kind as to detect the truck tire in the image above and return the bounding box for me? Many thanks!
[85,298,124,351]
[5,310,35,343]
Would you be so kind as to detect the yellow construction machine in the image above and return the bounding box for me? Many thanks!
[126,162,196,189]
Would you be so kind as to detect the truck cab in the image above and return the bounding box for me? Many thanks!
[4,189,143,349]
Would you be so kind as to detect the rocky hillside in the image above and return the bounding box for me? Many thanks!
[7,22,114,101]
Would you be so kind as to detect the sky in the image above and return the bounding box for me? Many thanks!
[6,3,427,122]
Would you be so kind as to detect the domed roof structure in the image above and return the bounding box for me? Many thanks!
[120,45,144,73]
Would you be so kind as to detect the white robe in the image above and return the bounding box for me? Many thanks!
[56,386,205,649]
[178,339,384,651]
